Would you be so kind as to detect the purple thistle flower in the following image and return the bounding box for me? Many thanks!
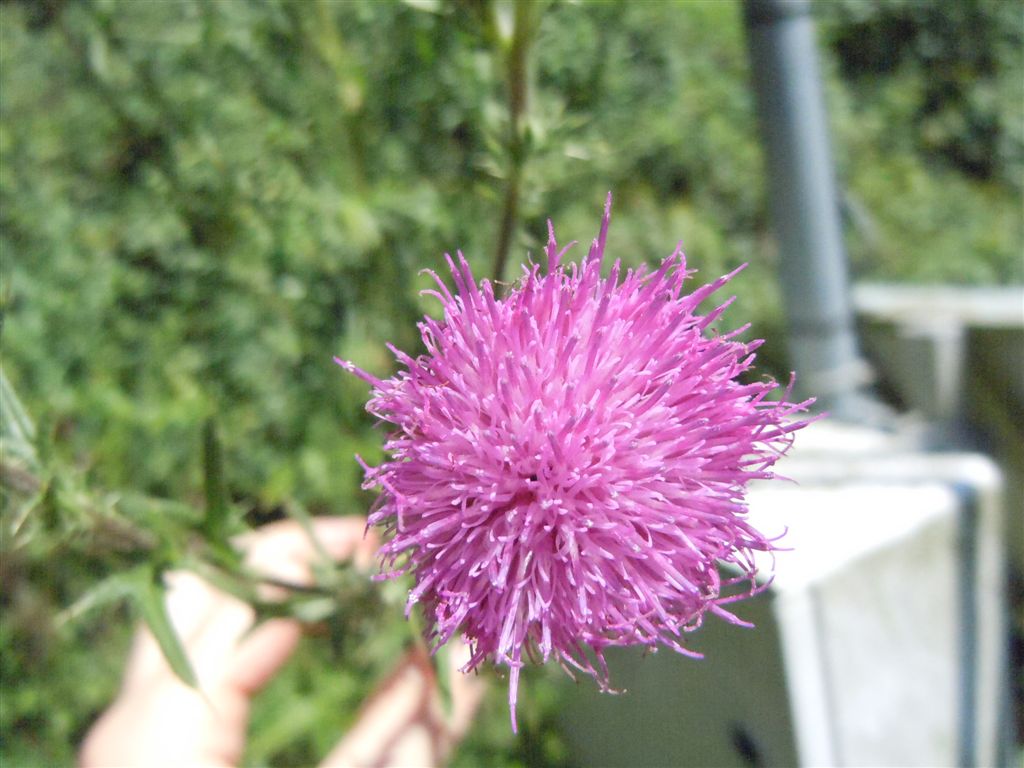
[337,195,813,730]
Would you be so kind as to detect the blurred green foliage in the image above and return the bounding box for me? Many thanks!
[1,0,1021,765]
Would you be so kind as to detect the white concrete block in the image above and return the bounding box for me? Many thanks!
[557,421,1007,768]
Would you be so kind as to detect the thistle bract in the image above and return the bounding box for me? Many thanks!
[338,195,812,730]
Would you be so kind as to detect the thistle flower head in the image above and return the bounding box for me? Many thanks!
[338,195,812,730]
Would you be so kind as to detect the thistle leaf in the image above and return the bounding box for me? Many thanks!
[131,565,199,689]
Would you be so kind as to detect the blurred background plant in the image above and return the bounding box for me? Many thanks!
[1,0,1020,765]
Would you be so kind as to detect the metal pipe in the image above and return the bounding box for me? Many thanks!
[743,0,868,420]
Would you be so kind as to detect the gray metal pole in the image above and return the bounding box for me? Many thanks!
[743,0,868,420]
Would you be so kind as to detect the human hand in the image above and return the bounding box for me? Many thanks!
[79,517,485,768]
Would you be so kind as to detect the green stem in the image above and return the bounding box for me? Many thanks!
[491,1,536,284]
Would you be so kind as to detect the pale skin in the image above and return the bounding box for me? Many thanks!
[79,517,485,768]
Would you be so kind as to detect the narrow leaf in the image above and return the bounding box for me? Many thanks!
[0,367,37,444]
[131,565,199,689]
[202,417,228,543]
[56,570,136,626]
[0,367,39,468]
[290,596,339,624]
[433,640,454,718]
[400,0,441,12]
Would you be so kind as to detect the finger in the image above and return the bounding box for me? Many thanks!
[84,518,375,768]
[124,517,373,694]
[241,516,373,587]
[444,638,488,742]
[225,517,374,695]
[318,645,445,768]
[318,638,487,768]
[225,618,303,696]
